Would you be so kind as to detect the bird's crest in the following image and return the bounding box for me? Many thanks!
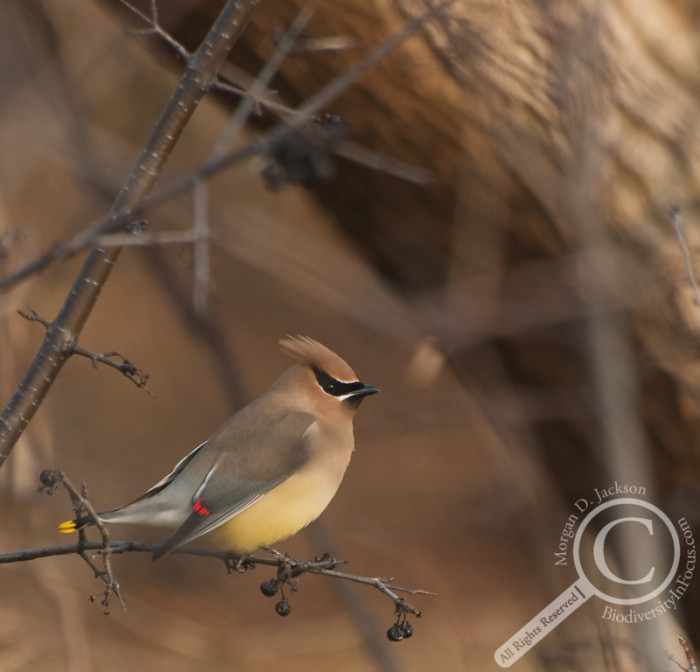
[279,336,357,382]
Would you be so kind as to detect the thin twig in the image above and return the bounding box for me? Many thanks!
[40,470,127,612]
[305,567,432,615]
[334,140,435,186]
[261,546,434,613]
[305,523,405,670]
[71,348,152,395]
[212,1,318,156]
[118,3,317,318]
[71,480,127,614]
[155,3,429,189]
[670,205,700,324]
[0,538,430,613]
[193,182,210,316]
[0,0,260,466]
[95,230,197,247]
[17,307,50,328]
[120,0,190,61]
[17,307,152,394]
[0,0,453,294]
[667,636,698,672]
[191,3,318,315]
[121,0,301,124]
[26,470,432,627]
[212,78,287,116]
[288,35,360,55]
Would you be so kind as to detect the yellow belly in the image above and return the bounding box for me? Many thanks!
[211,466,342,553]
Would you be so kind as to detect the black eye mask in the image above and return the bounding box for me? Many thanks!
[313,367,365,397]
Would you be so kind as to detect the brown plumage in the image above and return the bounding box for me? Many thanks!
[59,336,379,559]
[279,335,358,381]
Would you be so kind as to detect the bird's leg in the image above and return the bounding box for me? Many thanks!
[261,546,287,561]
[313,551,338,569]
[261,547,301,593]
[224,553,254,573]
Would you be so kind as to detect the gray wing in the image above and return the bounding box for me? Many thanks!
[153,408,314,559]
[137,441,208,501]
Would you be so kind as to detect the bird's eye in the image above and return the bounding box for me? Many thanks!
[313,367,365,398]
[314,368,339,394]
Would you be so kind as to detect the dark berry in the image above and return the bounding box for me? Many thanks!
[260,580,279,597]
[38,469,60,493]
[401,621,414,638]
[387,624,404,642]
[39,470,57,487]
[275,598,292,617]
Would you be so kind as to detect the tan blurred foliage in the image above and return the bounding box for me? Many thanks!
[1,1,700,671]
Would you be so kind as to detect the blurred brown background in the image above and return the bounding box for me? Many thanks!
[2,0,700,670]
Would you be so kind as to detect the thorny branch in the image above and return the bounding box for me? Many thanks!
[11,470,433,637]
[18,308,152,394]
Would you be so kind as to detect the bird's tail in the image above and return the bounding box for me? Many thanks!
[57,516,94,533]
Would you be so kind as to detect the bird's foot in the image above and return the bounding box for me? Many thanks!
[225,553,254,573]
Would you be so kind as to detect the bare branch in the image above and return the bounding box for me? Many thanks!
[261,545,433,617]
[211,78,286,115]
[68,475,126,613]
[0,538,431,625]
[95,230,197,247]
[0,0,453,293]
[334,140,435,186]
[191,2,317,313]
[288,35,360,55]
[71,349,152,395]
[18,307,152,394]
[0,0,260,467]
[120,0,190,61]
[24,470,432,633]
[213,1,318,156]
[192,182,210,316]
[668,636,698,672]
[122,0,295,122]
[0,537,428,596]
[17,307,50,328]
[184,5,430,189]
[39,470,126,613]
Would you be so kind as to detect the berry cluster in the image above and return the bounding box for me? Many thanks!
[260,579,292,617]
[387,617,414,642]
[259,569,423,641]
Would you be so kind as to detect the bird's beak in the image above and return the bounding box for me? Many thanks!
[344,383,379,407]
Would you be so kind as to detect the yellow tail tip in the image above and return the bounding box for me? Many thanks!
[58,520,78,534]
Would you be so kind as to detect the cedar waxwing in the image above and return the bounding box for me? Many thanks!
[59,336,378,559]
